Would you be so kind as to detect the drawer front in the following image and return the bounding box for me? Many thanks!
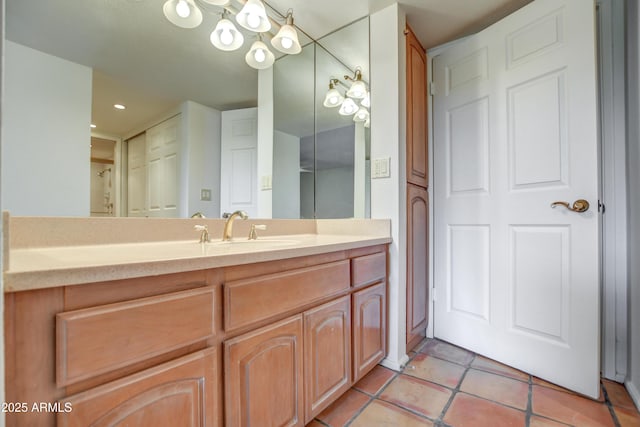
[57,286,215,387]
[224,260,350,332]
[351,252,386,289]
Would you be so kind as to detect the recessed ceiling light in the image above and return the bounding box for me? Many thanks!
[90,124,97,128]
[114,104,126,110]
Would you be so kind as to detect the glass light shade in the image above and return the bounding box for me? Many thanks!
[339,98,359,116]
[210,18,244,51]
[200,0,230,5]
[346,80,367,99]
[245,40,275,69]
[361,91,370,108]
[364,117,371,128]
[236,0,271,33]
[353,106,370,122]
[323,87,344,108]
[163,0,203,29]
[271,14,301,54]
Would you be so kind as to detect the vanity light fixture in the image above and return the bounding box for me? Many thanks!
[353,106,370,122]
[90,124,97,129]
[162,0,301,70]
[245,36,275,69]
[114,104,126,110]
[339,98,359,116]
[345,68,367,99]
[271,11,301,54]
[210,10,244,51]
[162,0,203,28]
[361,91,370,108]
[235,0,271,33]
[323,79,345,108]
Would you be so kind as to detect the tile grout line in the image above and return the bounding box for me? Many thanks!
[601,381,623,427]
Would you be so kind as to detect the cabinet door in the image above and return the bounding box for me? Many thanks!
[407,184,429,351]
[303,296,351,423]
[352,283,386,382]
[224,315,304,427]
[406,25,428,188]
[58,348,217,427]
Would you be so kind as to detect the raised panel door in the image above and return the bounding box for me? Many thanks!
[58,348,217,427]
[224,315,304,427]
[406,25,428,188]
[352,283,386,382]
[407,184,429,351]
[303,296,351,423]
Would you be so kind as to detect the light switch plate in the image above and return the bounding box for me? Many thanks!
[372,158,391,179]
[200,189,212,201]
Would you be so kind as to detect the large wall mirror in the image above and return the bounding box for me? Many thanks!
[273,17,370,219]
[2,0,369,219]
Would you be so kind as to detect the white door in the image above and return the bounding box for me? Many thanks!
[146,115,180,218]
[433,0,600,398]
[220,108,258,217]
[127,133,147,217]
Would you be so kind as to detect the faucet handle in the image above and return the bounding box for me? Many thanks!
[248,224,267,240]
[194,225,210,243]
[222,212,230,219]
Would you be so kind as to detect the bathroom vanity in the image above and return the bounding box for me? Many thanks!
[3,215,390,426]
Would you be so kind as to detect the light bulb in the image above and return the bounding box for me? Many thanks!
[329,95,339,105]
[246,13,261,29]
[254,48,266,63]
[175,0,190,18]
[220,28,233,46]
[280,37,293,50]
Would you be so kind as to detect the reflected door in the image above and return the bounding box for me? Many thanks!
[433,0,600,397]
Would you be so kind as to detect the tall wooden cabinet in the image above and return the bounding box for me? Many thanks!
[405,25,429,351]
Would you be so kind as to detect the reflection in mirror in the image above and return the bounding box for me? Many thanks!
[273,16,370,219]
[273,43,316,218]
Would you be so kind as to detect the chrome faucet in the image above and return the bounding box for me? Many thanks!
[222,210,248,241]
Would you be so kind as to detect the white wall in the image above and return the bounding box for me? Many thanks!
[1,0,5,420]
[626,0,640,407]
[273,130,300,218]
[2,41,91,216]
[181,101,221,218]
[316,167,354,218]
[370,3,408,370]
[257,67,273,218]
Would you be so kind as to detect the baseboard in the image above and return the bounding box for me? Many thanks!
[380,354,410,372]
[625,379,640,411]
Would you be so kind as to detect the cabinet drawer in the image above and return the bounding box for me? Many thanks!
[351,252,386,289]
[224,260,350,332]
[58,348,217,427]
[56,286,215,387]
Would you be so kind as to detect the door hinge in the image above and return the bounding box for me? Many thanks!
[598,200,606,214]
[429,81,436,96]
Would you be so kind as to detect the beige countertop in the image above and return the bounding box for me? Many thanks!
[3,215,391,292]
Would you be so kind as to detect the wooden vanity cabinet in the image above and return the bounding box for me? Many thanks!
[4,245,388,427]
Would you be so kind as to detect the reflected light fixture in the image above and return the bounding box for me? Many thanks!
[200,0,229,5]
[162,0,203,29]
[353,106,370,122]
[236,0,271,33]
[323,79,344,108]
[114,104,126,110]
[271,11,301,54]
[210,10,244,51]
[245,36,275,69]
[361,91,370,108]
[339,98,359,116]
[345,68,367,99]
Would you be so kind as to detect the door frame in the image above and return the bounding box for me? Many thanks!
[425,0,628,383]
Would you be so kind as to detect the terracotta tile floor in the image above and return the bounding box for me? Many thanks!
[312,338,640,427]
